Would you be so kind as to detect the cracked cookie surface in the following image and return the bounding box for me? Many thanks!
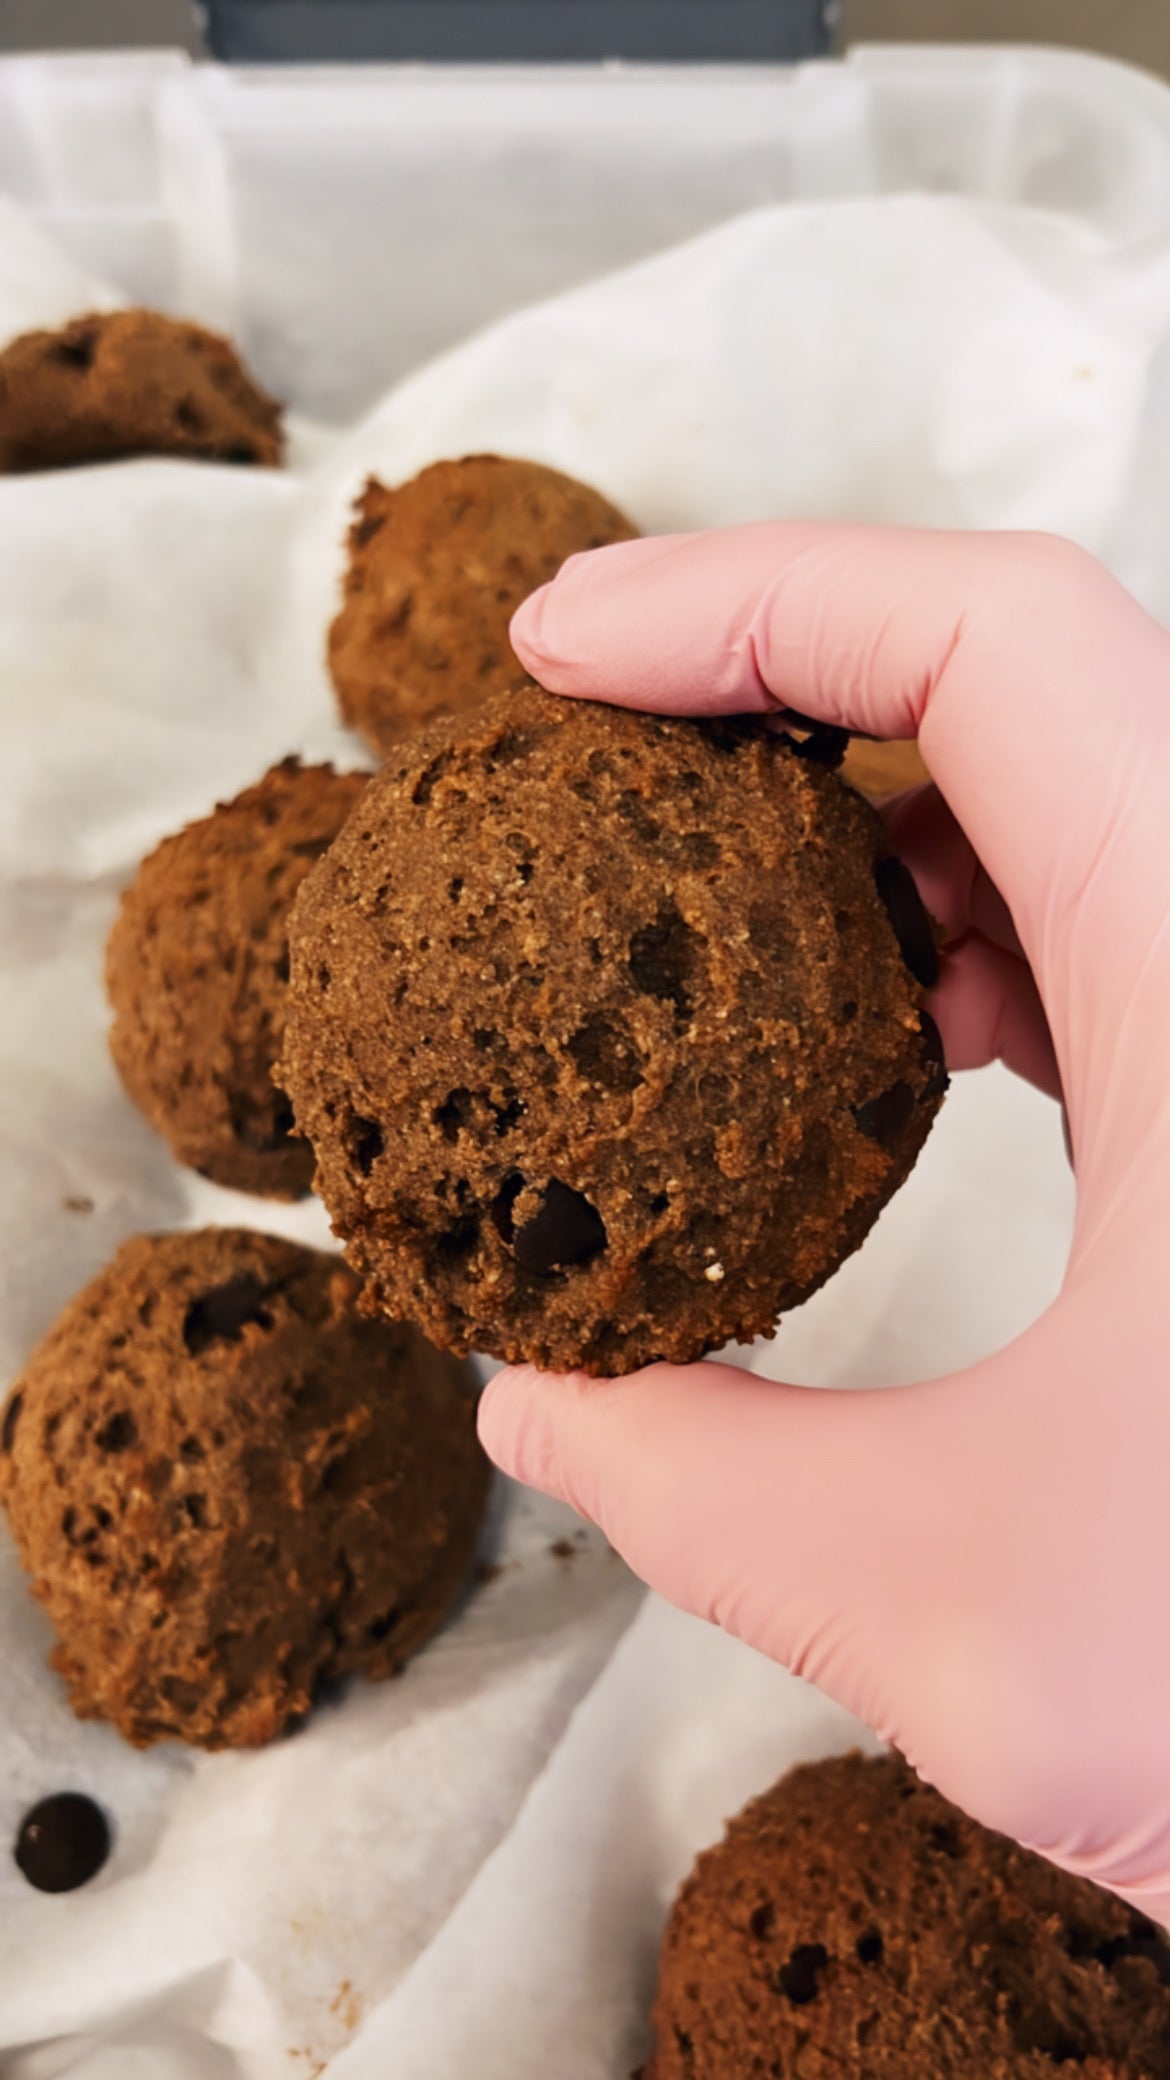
[282,683,946,1375]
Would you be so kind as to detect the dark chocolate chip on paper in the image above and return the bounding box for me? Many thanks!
[14,1793,111,1893]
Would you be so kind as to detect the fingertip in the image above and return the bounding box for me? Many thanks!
[508,586,556,679]
[477,1363,582,1496]
[510,538,662,695]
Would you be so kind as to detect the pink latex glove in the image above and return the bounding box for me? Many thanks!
[479,524,1170,1922]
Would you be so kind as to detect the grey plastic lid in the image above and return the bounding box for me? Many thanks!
[204,0,833,64]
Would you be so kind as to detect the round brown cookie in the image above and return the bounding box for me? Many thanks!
[327,455,637,755]
[0,309,283,473]
[281,682,946,1377]
[0,1229,489,1749]
[643,1751,1170,2079]
[106,758,368,1198]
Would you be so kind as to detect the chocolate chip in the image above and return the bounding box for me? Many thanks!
[94,1411,136,1454]
[52,326,98,371]
[490,1171,525,1245]
[853,1080,916,1149]
[15,1793,111,1893]
[182,1276,274,1356]
[513,1181,607,1274]
[1,1390,23,1454]
[777,1943,828,2005]
[874,857,939,988]
[918,1011,948,1100]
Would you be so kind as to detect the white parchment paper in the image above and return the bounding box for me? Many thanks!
[5,54,1167,2071]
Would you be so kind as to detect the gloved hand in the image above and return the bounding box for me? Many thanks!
[478,523,1170,1923]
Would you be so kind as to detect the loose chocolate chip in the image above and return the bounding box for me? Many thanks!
[15,1793,111,1893]
[853,1080,916,1149]
[513,1181,607,1275]
[777,1943,828,2005]
[182,1276,274,1356]
[874,857,939,988]
[918,1010,948,1101]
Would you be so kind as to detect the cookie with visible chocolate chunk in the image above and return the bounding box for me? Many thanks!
[0,1229,489,1749]
[0,309,283,473]
[281,682,946,1377]
[328,454,636,755]
[643,1751,1170,2079]
[106,759,368,1198]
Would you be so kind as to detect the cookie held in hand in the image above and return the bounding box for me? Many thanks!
[281,683,946,1376]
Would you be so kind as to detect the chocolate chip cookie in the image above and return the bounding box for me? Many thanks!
[644,1751,1170,2078]
[328,455,636,755]
[106,759,368,1198]
[281,682,946,1376]
[0,309,283,472]
[0,1229,489,1749]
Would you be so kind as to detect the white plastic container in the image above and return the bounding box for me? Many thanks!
[4,44,1170,420]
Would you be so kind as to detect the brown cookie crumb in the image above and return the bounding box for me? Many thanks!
[0,1229,490,1749]
[106,758,368,1199]
[328,455,636,755]
[644,1751,1170,2078]
[281,683,946,1376]
[0,309,283,473]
